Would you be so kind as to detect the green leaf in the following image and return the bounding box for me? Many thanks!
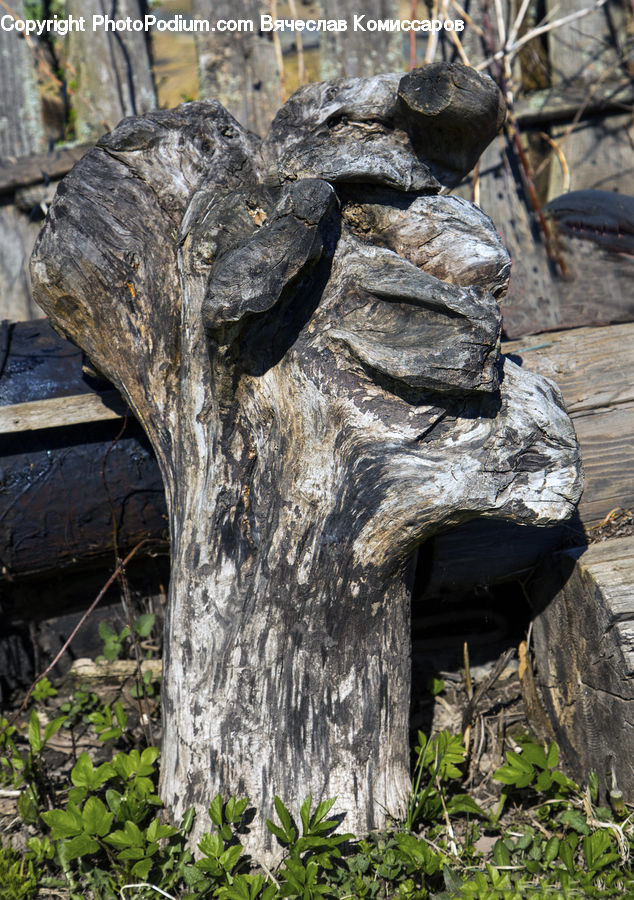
[42,715,67,746]
[17,785,40,825]
[559,808,590,835]
[583,830,618,872]
[82,796,113,837]
[124,819,145,847]
[274,795,294,840]
[544,836,560,865]
[588,770,599,804]
[546,742,559,768]
[311,797,337,830]
[535,770,553,792]
[199,832,224,859]
[98,621,116,641]
[71,752,94,788]
[559,839,575,874]
[42,804,83,839]
[132,857,153,880]
[134,613,156,637]
[265,820,288,844]
[209,793,224,828]
[28,710,42,754]
[446,794,486,818]
[300,795,312,835]
[220,843,243,872]
[518,739,549,770]
[63,832,100,861]
[31,676,58,702]
[104,829,133,849]
[105,788,122,817]
[493,840,511,866]
[181,806,196,834]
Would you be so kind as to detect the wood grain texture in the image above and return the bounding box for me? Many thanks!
[0,145,92,196]
[65,0,157,140]
[31,66,582,860]
[0,391,127,433]
[424,321,634,594]
[193,0,281,137]
[531,536,634,799]
[318,0,402,81]
[0,0,45,160]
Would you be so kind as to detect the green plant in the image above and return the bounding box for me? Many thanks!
[406,730,484,832]
[87,698,129,742]
[0,842,42,900]
[97,612,156,662]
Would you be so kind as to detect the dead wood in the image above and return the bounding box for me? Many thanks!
[30,63,582,860]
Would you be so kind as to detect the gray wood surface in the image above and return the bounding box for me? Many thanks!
[318,0,402,80]
[0,391,127,434]
[193,0,281,136]
[0,0,45,160]
[424,322,634,594]
[531,535,634,799]
[65,0,157,140]
[30,67,581,861]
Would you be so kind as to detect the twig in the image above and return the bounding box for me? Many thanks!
[476,0,609,72]
[450,0,485,38]
[539,131,570,193]
[463,641,473,700]
[461,647,515,733]
[120,885,176,900]
[424,0,440,63]
[0,540,153,741]
[506,0,532,51]
[441,0,470,64]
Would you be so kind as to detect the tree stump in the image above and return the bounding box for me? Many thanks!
[31,64,582,860]
[531,536,634,800]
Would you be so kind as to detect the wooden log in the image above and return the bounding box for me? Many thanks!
[31,67,581,861]
[530,536,634,799]
[424,322,634,594]
[0,201,42,320]
[0,145,92,197]
[501,190,634,337]
[513,79,634,128]
[0,391,127,433]
[0,0,46,160]
[0,321,167,577]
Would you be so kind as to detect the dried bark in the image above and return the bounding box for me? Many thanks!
[31,64,582,860]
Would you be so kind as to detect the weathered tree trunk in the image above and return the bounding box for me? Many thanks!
[0,0,48,319]
[31,65,582,861]
[65,0,157,140]
[193,0,280,136]
[0,0,45,160]
[318,0,402,80]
